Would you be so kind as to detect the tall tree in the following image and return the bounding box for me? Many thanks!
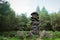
[0,0,18,31]
[36,6,40,14]
[50,11,60,31]
[39,7,51,30]
[19,13,29,31]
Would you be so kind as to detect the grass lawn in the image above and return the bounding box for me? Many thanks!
[8,37,20,40]
[55,38,60,40]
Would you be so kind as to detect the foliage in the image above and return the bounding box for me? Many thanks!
[0,0,60,31]
[0,0,21,31]
[39,7,51,30]
[17,13,30,31]
[36,6,60,31]
[0,0,60,40]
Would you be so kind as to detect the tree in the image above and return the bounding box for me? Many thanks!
[36,6,40,14]
[18,13,29,31]
[39,7,51,30]
[50,11,60,31]
[0,0,19,31]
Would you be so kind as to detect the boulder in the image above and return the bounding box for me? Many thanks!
[16,31,24,38]
[16,31,32,38]
[40,30,53,38]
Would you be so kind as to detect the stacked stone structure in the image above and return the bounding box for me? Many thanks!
[31,12,39,35]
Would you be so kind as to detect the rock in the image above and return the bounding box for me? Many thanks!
[26,31,32,37]
[3,38,8,40]
[16,31,24,38]
[39,30,46,38]
[39,30,53,38]
[16,31,32,38]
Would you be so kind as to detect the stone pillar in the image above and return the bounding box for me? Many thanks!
[31,12,39,35]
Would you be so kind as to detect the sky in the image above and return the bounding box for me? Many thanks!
[7,0,60,17]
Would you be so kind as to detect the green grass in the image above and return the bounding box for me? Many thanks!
[55,38,60,40]
[0,36,37,40]
[0,31,60,40]
[0,36,60,40]
[43,38,60,40]
[8,37,20,40]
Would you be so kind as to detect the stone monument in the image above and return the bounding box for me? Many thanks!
[31,12,39,35]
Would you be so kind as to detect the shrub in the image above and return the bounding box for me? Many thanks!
[53,31,60,38]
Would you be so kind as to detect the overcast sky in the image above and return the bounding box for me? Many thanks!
[7,0,60,16]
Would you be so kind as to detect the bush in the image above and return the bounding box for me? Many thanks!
[53,31,60,38]
[0,36,8,40]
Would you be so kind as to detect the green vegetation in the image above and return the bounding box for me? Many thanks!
[0,31,60,40]
[0,0,60,31]
[43,31,60,40]
[0,0,60,40]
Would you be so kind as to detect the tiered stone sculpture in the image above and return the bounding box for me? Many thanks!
[31,12,39,35]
